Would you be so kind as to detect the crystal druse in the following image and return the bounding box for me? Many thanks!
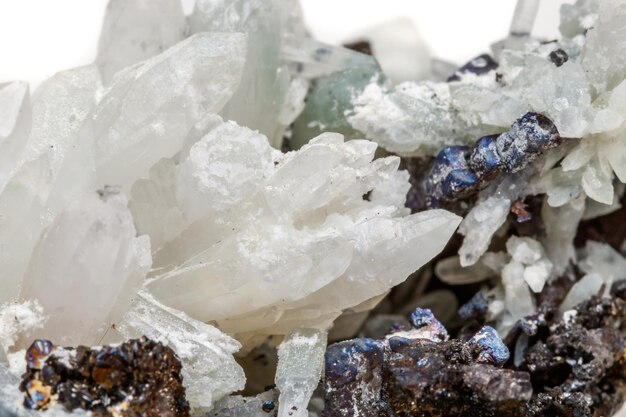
[1,0,626,416]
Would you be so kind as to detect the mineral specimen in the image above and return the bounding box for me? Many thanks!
[325,292,626,417]
[1,0,626,416]
[20,337,189,417]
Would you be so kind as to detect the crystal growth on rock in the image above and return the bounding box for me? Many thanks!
[2,0,626,415]
[20,337,190,416]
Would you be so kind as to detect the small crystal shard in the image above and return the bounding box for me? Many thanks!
[276,329,327,417]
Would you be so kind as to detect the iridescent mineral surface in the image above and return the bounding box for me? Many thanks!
[20,337,189,417]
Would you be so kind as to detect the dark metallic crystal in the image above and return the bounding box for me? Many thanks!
[448,54,499,82]
[426,112,560,207]
[20,336,190,417]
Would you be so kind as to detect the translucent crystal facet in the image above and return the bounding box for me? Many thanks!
[19,189,150,346]
[94,33,247,192]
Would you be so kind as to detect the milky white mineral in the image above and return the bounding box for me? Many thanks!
[506,236,553,293]
[435,256,494,285]
[0,301,44,360]
[96,0,187,84]
[189,0,306,148]
[578,240,626,288]
[94,33,247,192]
[145,124,461,346]
[0,81,30,191]
[211,389,279,417]
[19,188,151,347]
[458,197,511,267]
[0,66,101,305]
[483,235,554,335]
[558,273,604,314]
[276,329,327,417]
[541,195,586,275]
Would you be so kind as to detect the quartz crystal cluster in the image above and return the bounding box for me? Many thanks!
[1,0,626,416]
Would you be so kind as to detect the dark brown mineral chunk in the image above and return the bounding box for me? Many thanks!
[20,336,190,417]
[324,291,626,417]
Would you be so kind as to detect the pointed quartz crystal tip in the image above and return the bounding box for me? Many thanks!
[0,66,101,305]
[189,0,307,148]
[94,32,247,192]
[96,0,187,84]
[276,328,327,417]
[18,189,151,347]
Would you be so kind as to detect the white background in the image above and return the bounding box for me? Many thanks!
[0,0,571,87]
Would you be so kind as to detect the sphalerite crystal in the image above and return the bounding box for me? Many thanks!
[1,0,626,416]
[20,337,190,416]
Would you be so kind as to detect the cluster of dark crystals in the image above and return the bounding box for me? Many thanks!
[324,308,523,417]
[324,286,626,417]
[20,336,190,417]
[425,112,561,208]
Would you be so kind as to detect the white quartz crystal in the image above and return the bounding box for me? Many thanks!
[541,195,586,275]
[94,32,247,192]
[19,189,151,346]
[578,240,626,288]
[502,260,535,320]
[458,197,511,267]
[559,273,604,314]
[146,124,461,345]
[0,81,30,191]
[435,256,494,285]
[212,390,279,417]
[276,329,327,417]
[117,291,245,409]
[0,66,101,305]
[490,235,556,335]
[505,236,553,294]
[189,0,307,148]
[96,0,187,84]
[348,81,486,155]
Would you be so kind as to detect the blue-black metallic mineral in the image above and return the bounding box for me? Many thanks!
[408,307,449,342]
[324,338,385,417]
[323,308,527,417]
[495,112,560,173]
[469,325,510,365]
[448,54,499,82]
[468,134,501,180]
[426,112,560,207]
[426,146,477,207]
[324,291,626,417]
[458,291,490,321]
